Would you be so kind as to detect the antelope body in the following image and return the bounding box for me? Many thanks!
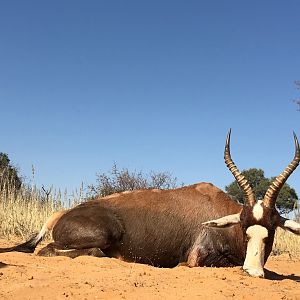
[1,131,300,278]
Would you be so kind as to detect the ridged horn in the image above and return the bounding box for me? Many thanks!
[224,129,256,207]
[264,132,300,208]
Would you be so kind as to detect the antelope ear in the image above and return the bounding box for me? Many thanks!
[280,217,300,235]
[202,213,241,228]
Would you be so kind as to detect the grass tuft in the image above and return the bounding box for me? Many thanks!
[0,182,83,240]
[273,227,300,257]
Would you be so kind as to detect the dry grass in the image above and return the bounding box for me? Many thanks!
[273,227,300,256]
[272,207,300,257]
[1,182,300,257]
[272,202,300,258]
[0,183,84,240]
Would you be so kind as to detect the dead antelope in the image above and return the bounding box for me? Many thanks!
[1,130,299,278]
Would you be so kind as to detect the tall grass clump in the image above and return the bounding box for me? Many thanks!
[272,206,300,257]
[273,227,300,257]
[0,179,84,240]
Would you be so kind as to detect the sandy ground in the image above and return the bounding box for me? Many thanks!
[0,239,300,300]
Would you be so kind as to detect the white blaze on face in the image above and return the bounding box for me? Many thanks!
[252,200,264,221]
[243,225,268,278]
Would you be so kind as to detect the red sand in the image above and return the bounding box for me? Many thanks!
[0,239,300,299]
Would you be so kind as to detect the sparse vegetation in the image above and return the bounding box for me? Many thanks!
[0,179,84,240]
[87,163,179,198]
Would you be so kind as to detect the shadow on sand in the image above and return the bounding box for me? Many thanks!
[264,269,300,282]
[0,261,9,269]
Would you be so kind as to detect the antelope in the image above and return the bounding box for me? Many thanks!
[1,130,299,278]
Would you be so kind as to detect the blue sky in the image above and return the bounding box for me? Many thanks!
[0,1,299,199]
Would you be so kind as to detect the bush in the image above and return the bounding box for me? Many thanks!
[88,164,179,198]
[0,152,22,193]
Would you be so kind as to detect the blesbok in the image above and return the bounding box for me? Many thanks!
[1,130,300,278]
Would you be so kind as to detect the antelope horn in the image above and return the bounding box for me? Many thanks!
[224,129,256,207]
[264,132,300,208]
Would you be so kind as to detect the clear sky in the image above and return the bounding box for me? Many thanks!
[1,1,299,199]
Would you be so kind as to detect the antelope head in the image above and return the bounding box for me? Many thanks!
[203,130,300,278]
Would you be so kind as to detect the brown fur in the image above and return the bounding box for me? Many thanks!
[45,210,69,231]
[0,182,276,268]
[36,182,246,267]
